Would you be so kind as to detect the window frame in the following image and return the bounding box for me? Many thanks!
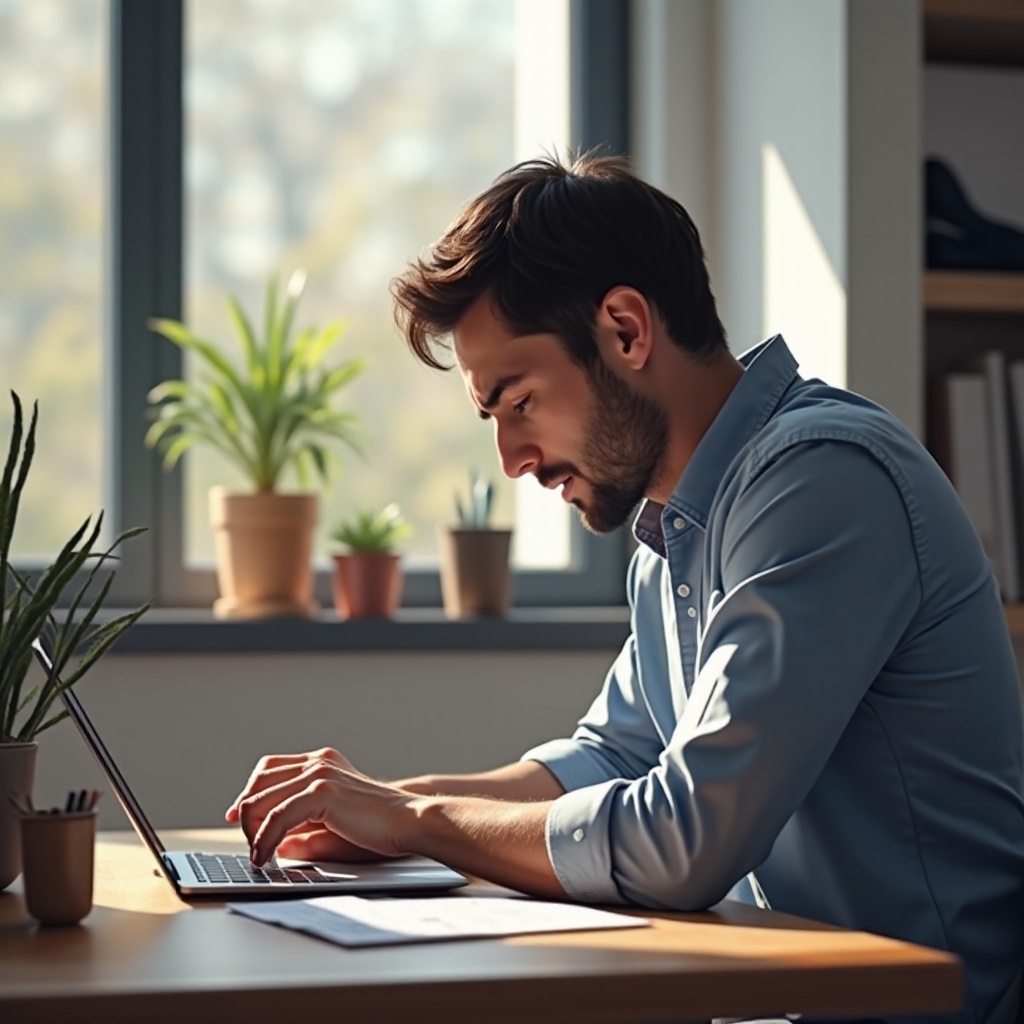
[99,0,632,612]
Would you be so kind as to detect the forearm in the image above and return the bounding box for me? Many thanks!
[402,793,565,898]
[398,759,565,802]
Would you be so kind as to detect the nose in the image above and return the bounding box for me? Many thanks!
[494,419,540,479]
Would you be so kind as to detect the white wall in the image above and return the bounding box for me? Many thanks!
[32,650,616,831]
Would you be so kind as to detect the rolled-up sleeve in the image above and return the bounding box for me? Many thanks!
[539,441,922,909]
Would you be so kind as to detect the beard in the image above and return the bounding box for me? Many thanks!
[537,360,669,534]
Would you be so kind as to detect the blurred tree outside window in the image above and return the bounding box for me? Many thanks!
[0,0,108,559]
[184,0,573,571]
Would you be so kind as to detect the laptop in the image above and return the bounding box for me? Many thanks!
[31,638,468,900]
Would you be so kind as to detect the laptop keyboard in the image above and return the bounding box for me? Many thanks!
[187,852,323,885]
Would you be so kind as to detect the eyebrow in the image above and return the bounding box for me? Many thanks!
[476,373,526,420]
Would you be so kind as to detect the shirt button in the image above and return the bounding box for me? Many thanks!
[676,583,690,598]
[687,607,697,619]
[572,828,585,842]
[672,517,686,530]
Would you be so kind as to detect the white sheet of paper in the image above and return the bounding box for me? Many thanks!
[229,895,649,947]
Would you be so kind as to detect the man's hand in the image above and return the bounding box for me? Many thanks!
[226,747,351,823]
[225,748,566,897]
[226,747,412,865]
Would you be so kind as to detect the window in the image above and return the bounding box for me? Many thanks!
[183,0,573,573]
[15,0,630,614]
[0,0,108,559]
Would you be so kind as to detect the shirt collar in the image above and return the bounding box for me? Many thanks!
[633,335,800,553]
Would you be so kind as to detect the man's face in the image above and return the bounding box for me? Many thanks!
[453,298,668,534]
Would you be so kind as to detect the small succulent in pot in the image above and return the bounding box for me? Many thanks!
[330,504,413,555]
[329,504,412,620]
[439,470,512,619]
[454,469,494,529]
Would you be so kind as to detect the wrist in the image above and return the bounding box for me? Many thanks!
[398,793,453,856]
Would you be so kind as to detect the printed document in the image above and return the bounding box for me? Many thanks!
[229,895,649,947]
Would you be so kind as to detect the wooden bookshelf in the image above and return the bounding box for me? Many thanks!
[924,271,1024,313]
[923,6,1024,644]
[924,0,1024,66]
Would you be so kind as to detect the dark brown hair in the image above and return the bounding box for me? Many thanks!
[391,150,727,371]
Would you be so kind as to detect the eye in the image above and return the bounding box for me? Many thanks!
[512,395,531,415]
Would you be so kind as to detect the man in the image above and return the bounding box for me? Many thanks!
[228,153,1024,1024]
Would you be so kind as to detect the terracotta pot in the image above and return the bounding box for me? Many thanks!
[331,553,403,619]
[209,487,319,620]
[438,528,513,619]
[0,740,37,891]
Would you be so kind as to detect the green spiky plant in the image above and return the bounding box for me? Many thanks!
[330,504,413,555]
[1,392,149,743]
[145,269,365,493]
[454,469,495,529]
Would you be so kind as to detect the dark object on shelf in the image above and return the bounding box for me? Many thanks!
[926,157,1024,271]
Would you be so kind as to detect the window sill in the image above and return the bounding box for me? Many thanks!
[106,606,631,654]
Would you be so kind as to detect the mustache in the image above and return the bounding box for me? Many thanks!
[534,463,581,489]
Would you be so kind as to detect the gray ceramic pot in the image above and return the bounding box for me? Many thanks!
[0,741,38,890]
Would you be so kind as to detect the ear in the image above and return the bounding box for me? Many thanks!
[595,287,654,371]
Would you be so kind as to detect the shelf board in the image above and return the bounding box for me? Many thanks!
[924,271,1024,312]
[924,0,1024,66]
[1006,603,1024,636]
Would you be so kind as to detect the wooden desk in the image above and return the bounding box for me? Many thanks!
[0,829,962,1024]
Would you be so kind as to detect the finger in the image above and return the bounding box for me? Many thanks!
[225,754,306,820]
[226,759,315,821]
[226,749,349,820]
[251,786,334,866]
[237,764,335,847]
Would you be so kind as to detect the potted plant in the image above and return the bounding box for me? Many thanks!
[438,470,513,619]
[146,269,365,620]
[1,392,148,890]
[329,504,412,619]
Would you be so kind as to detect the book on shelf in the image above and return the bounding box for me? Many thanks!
[934,370,1001,588]
[982,350,1020,602]
[933,351,1024,602]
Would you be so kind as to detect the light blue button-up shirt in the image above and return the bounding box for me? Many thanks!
[523,336,1024,1024]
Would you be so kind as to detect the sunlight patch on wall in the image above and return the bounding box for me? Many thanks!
[762,142,847,387]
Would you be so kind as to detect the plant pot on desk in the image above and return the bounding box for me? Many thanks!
[0,741,37,891]
[438,528,512,619]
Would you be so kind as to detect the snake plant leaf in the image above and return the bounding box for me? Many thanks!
[0,394,36,572]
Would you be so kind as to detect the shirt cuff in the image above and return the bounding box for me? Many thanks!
[544,780,626,904]
[520,739,627,793]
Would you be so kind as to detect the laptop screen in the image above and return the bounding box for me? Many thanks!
[30,638,168,863]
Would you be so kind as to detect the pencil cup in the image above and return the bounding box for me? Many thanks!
[20,811,97,925]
